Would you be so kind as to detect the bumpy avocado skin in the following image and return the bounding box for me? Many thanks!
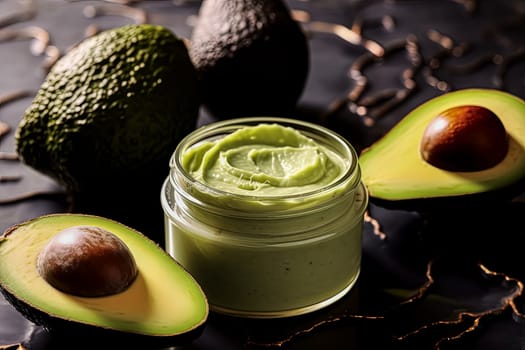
[189,0,309,118]
[15,24,200,193]
[359,89,525,209]
[0,214,208,346]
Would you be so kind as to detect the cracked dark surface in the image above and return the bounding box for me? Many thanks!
[1,0,525,349]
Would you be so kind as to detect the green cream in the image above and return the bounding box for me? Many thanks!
[180,123,351,210]
[162,118,367,317]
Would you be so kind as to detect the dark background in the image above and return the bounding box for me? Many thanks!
[1,0,524,349]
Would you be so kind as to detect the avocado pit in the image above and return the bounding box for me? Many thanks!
[37,225,138,297]
[419,105,508,171]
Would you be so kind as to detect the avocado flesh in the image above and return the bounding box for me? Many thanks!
[0,214,208,342]
[359,89,525,204]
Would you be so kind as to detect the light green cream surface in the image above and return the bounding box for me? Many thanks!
[181,123,349,197]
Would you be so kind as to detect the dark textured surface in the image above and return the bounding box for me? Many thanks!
[1,0,525,349]
[16,24,199,192]
[189,0,310,118]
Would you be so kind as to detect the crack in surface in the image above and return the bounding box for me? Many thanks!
[303,1,523,127]
[244,259,524,349]
[83,4,149,24]
[364,210,387,240]
[394,262,525,349]
[245,313,385,348]
[1,91,32,190]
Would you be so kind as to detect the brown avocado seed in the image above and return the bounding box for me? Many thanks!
[419,105,508,171]
[37,225,138,297]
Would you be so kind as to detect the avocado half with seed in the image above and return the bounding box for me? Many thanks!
[0,214,208,346]
[359,89,525,209]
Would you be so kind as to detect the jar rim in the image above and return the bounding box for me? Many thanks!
[161,178,368,242]
[169,117,361,208]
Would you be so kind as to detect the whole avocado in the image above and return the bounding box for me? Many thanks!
[189,0,310,118]
[15,24,200,194]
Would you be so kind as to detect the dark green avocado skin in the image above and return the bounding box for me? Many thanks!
[189,0,309,118]
[0,286,205,347]
[15,24,200,194]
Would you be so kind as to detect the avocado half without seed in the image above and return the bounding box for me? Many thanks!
[0,214,208,346]
[359,89,525,209]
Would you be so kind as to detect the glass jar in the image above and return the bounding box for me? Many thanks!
[161,117,368,318]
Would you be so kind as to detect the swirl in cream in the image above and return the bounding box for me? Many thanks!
[181,123,349,198]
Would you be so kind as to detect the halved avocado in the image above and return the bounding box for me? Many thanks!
[0,214,208,346]
[359,89,525,208]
